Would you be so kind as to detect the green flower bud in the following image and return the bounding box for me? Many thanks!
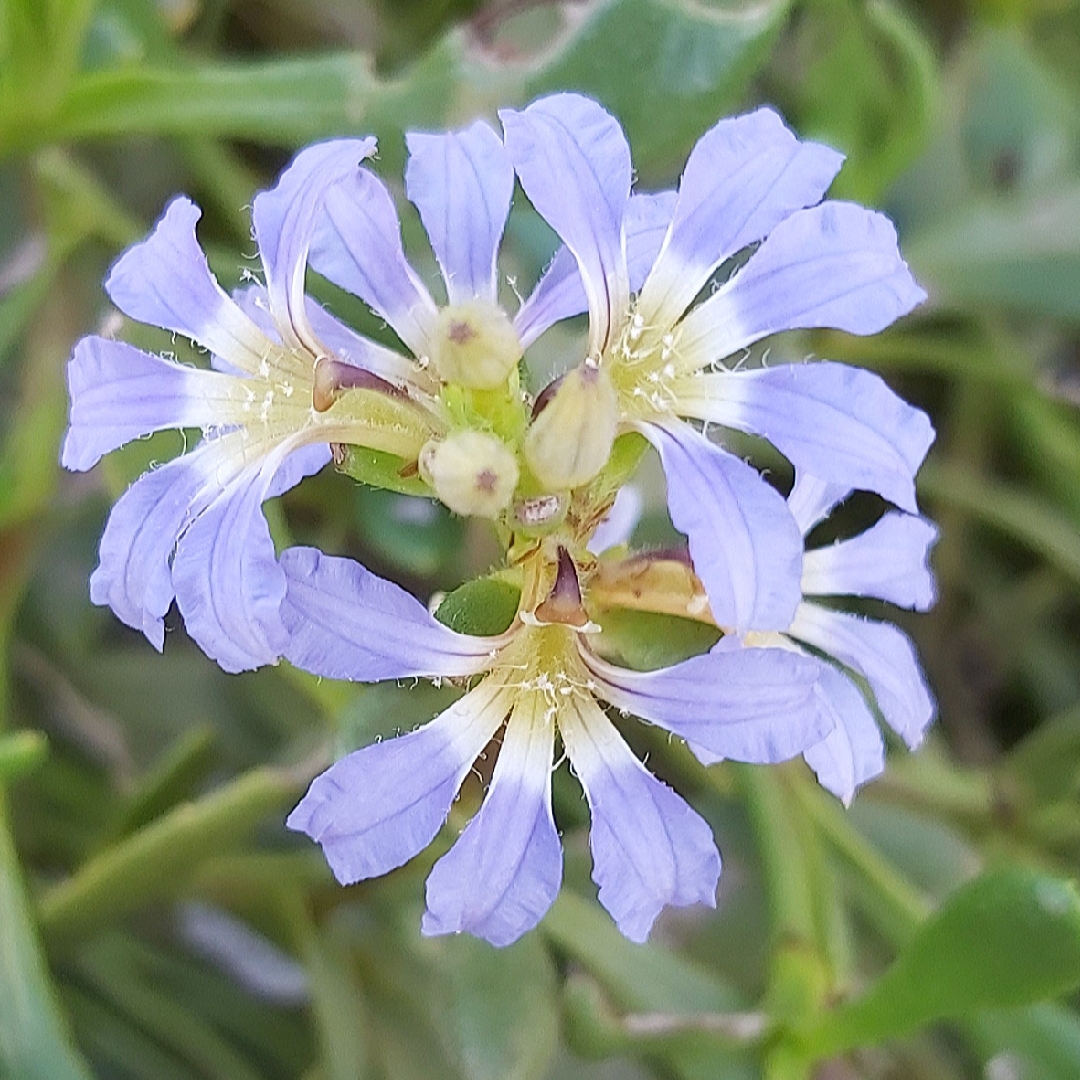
[430,300,522,390]
[524,362,619,490]
[419,431,519,519]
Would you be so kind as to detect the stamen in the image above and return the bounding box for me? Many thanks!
[312,357,401,413]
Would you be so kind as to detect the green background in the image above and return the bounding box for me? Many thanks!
[5,0,1080,1077]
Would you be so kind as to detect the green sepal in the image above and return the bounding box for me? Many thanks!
[434,577,521,637]
[336,446,430,497]
[584,431,649,507]
[592,608,721,671]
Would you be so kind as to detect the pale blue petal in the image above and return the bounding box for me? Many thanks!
[802,662,885,805]
[171,441,328,673]
[560,696,719,943]
[788,473,851,536]
[638,108,843,329]
[88,436,243,649]
[280,547,500,682]
[789,603,935,748]
[312,169,438,356]
[583,641,832,764]
[62,336,236,471]
[266,443,331,499]
[253,138,378,352]
[422,697,561,946]
[675,362,935,513]
[303,297,427,386]
[641,421,802,632]
[802,513,938,610]
[587,485,644,555]
[501,94,631,354]
[677,202,926,367]
[514,191,676,349]
[406,121,514,304]
[233,283,422,387]
[286,677,510,884]
[105,197,273,374]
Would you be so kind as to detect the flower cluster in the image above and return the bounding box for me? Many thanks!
[64,93,936,945]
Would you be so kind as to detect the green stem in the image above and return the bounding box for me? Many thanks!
[786,772,929,946]
[733,765,827,1080]
[39,767,303,943]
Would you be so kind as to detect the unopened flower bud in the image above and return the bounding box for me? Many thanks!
[524,363,618,490]
[430,300,522,390]
[419,431,519,519]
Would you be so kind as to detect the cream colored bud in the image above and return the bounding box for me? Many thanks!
[524,363,619,490]
[430,300,522,390]
[418,431,519,519]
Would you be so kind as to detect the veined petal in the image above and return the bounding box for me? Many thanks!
[287,675,512,885]
[253,138,378,354]
[803,513,938,610]
[673,362,935,513]
[638,108,843,330]
[62,336,243,471]
[105,197,273,375]
[88,433,249,649]
[281,547,500,682]
[406,121,514,305]
[641,421,802,632]
[312,169,438,357]
[501,94,631,355]
[422,692,561,946]
[233,283,425,388]
[515,191,676,349]
[171,440,328,673]
[303,297,429,387]
[788,473,851,536]
[560,694,719,943]
[583,642,832,764]
[789,603,935,749]
[802,662,885,806]
[676,202,926,368]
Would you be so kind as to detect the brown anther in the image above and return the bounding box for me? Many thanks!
[476,469,498,493]
[312,356,402,413]
[531,372,565,419]
[331,443,348,466]
[534,547,590,628]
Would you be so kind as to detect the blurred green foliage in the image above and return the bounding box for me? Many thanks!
[6,0,1080,1078]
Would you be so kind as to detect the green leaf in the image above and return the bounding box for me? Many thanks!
[543,891,750,1080]
[767,0,937,202]
[919,463,1080,591]
[38,767,303,943]
[435,933,558,1080]
[7,0,787,179]
[0,799,95,1080]
[294,913,372,1080]
[967,1003,1080,1080]
[543,890,741,1014]
[75,938,266,1080]
[522,0,790,181]
[0,728,48,781]
[435,577,520,636]
[999,704,1080,806]
[905,183,1080,321]
[801,869,1080,1055]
